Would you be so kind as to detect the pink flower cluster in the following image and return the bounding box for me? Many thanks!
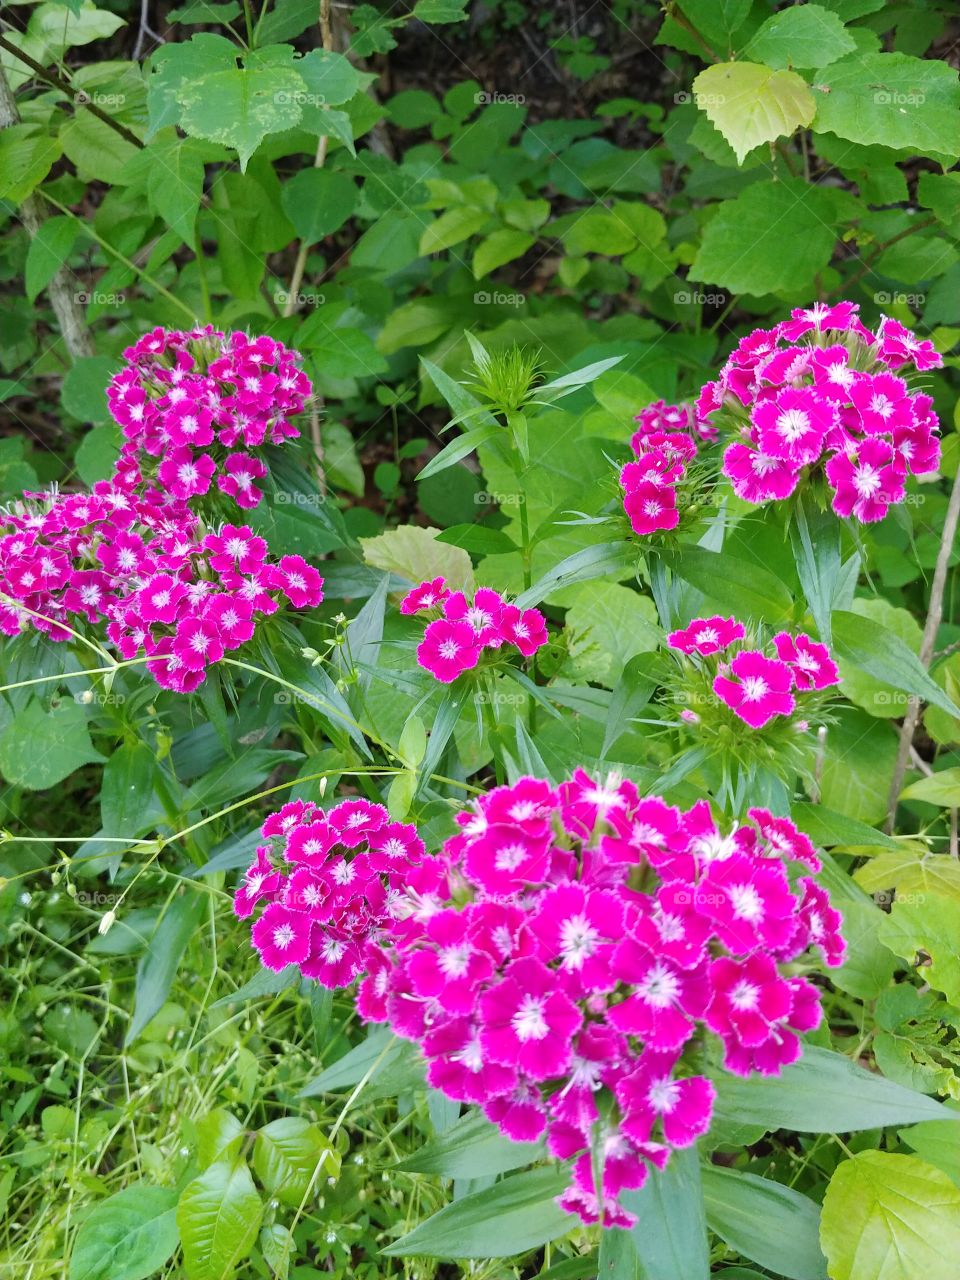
[357,771,844,1229]
[235,796,426,987]
[620,401,699,538]
[696,302,941,523]
[668,616,839,729]
[108,326,311,510]
[0,482,323,691]
[401,578,548,683]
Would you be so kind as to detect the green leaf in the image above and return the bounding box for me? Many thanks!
[690,179,839,294]
[900,1115,960,1186]
[831,900,898,1001]
[0,125,61,203]
[178,66,305,170]
[818,708,898,826]
[69,1186,179,1280]
[790,801,900,851]
[126,891,207,1045]
[177,1159,263,1280]
[837,598,923,719]
[562,580,661,687]
[25,216,78,303]
[811,53,960,162]
[382,1167,572,1258]
[516,541,635,610]
[280,168,358,243]
[397,1109,542,1178]
[299,1028,425,1098]
[702,1166,827,1280]
[820,1152,960,1280]
[435,524,517,556]
[692,63,816,163]
[901,767,960,806]
[412,0,468,21]
[61,356,115,425]
[253,1118,339,1207]
[146,33,239,137]
[417,423,504,481]
[711,1046,958,1133]
[419,206,491,255]
[0,699,105,791]
[621,1147,709,1280]
[100,742,156,835]
[195,1110,245,1170]
[211,964,299,1007]
[676,0,751,48]
[296,48,362,106]
[832,610,960,719]
[473,228,535,279]
[169,1,241,22]
[744,5,856,69]
[360,524,473,592]
[664,547,794,623]
[59,113,141,185]
[145,137,207,247]
[74,425,121,485]
[878,891,960,1004]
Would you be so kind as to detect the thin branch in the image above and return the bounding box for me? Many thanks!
[0,34,145,149]
[886,463,960,831]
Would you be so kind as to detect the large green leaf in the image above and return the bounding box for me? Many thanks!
[253,1118,339,1207]
[812,52,960,162]
[25,216,79,303]
[820,1151,960,1280]
[396,1109,543,1178]
[878,892,960,1004]
[663,547,794,623]
[692,63,815,163]
[711,1046,957,1133]
[0,699,105,791]
[743,4,856,69]
[832,610,960,719]
[178,66,305,169]
[177,1159,263,1280]
[381,1167,571,1258]
[702,1166,827,1280]
[69,1186,179,1280]
[621,1147,709,1280]
[125,891,207,1045]
[280,168,358,243]
[689,180,840,295]
[100,742,157,836]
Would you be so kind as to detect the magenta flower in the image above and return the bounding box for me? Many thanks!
[444,587,505,645]
[400,576,448,615]
[772,631,840,690]
[668,615,745,656]
[779,300,858,340]
[423,1017,518,1104]
[217,452,269,509]
[173,615,225,671]
[499,604,548,656]
[617,1053,715,1147]
[748,808,821,872]
[825,438,905,523]
[464,824,551,896]
[713,650,795,728]
[480,958,583,1081]
[417,617,481,683]
[723,443,801,504]
[266,554,324,608]
[251,901,313,970]
[158,447,216,500]
[528,884,624,992]
[877,316,943,371]
[623,479,680,536]
[608,940,700,1050]
[208,594,256,648]
[752,386,832,466]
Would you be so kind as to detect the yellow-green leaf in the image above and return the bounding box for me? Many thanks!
[692,62,816,164]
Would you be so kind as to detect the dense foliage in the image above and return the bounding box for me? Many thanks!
[2,1,960,1278]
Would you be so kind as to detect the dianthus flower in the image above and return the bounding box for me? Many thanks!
[402,581,549,683]
[667,616,839,733]
[107,326,311,514]
[237,797,429,988]
[619,402,708,540]
[353,771,844,1230]
[695,302,941,524]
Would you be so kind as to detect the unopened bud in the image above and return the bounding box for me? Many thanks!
[98,909,116,936]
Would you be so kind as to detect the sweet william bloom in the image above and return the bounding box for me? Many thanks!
[208,594,256,648]
[483,1081,549,1142]
[699,852,800,954]
[464,824,551,896]
[748,808,821,872]
[479,957,583,1081]
[713,650,795,729]
[173,615,225,670]
[848,372,912,436]
[772,631,840,691]
[233,846,284,919]
[527,883,624,992]
[752,387,832,467]
[779,300,858,340]
[723,443,800,504]
[251,901,313,969]
[267,554,325,608]
[668,615,745,657]
[444,587,505,645]
[608,940,701,1051]
[623,480,679,536]
[877,316,943,371]
[825,437,905,523]
[400,576,448,615]
[217,452,268,509]
[417,617,481,683]
[423,1016,518,1104]
[616,1052,715,1148]
[498,604,548,656]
